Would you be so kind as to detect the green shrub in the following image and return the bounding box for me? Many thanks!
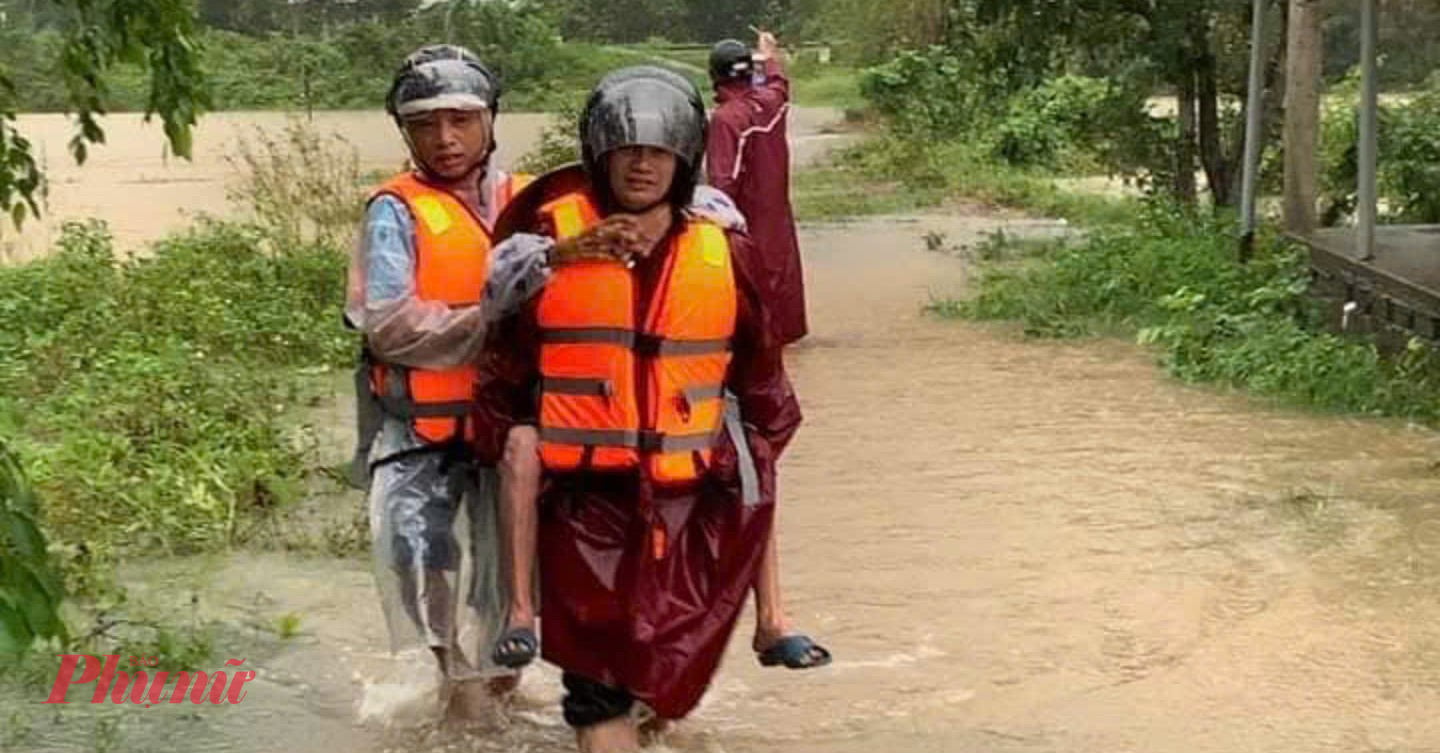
[1380,79,1440,223]
[515,100,584,176]
[860,47,1003,137]
[993,75,1109,169]
[946,197,1440,424]
[0,220,353,556]
[994,75,1174,181]
[1321,71,1440,225]
[227,119,366,250]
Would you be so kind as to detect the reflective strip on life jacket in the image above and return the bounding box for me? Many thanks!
[540,426,642,449]
[541,192,602,240]
[640,221,737,482]
[540,376,614,397]
[534,192,738,483]
[540,328,639,347]
[648,338,731,356]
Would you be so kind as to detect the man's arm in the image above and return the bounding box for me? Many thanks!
[753,32,791,109]
[350,196,490,370]
[705,112,745,200]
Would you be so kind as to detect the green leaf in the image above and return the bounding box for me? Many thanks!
[10,565,64,640]
[0,507,45,559]
[0,596,34,655]
[0,442,66,649]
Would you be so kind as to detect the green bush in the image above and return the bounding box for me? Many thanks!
[0,220,353,557]
[515,100,584,176]
[948,199,1440,424]
[958,202,1248,334]
[992,75,1165,174]
[1379,79,1440,223]
[994,76,1108,169]
[1321,71,1440,225]
[860,47,1001,137]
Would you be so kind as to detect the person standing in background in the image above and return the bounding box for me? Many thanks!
[705,28,808,347]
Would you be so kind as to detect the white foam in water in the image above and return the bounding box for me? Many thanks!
[354,651,444,728]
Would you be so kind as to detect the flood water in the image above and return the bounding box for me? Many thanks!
[4,112,1440,753]
[1,108,851,261]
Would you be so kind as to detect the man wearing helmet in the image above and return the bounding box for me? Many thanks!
[345,43,550,693]
[473,66,802,751]
[705,29,807,347]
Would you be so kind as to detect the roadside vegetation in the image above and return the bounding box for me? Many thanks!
[794,2,1440,426]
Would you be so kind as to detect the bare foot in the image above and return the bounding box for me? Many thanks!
[576,716,640,753]
[487,673,519,697]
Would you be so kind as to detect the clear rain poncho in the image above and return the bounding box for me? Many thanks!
[346,168,550,683]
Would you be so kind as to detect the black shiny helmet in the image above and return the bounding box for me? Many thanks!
[708,39,754,85]
[385,44,501,120]
[579,66,707,210]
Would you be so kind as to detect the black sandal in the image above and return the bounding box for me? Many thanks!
[757,634,832,670]
[492,626,539,669]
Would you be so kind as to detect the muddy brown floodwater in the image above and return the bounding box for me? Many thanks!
[5,115,1440,753]
[1,108,852,261]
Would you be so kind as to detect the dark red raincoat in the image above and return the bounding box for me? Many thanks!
[705,58,808,345]
[472,188,802,720]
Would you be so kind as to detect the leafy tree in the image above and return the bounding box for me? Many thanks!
[853,0,1291,208]
[0,0,209,231]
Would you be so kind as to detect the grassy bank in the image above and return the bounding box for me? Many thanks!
[793,134,1133,226]
[0,119,373,675]
[800,132,1440,426]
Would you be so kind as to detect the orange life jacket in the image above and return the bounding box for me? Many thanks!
[534,191,738,484]
[367,170,532,444]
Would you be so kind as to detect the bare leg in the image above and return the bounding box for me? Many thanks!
[751,526,792,651]
[576,717,640,753]
[499,426,542,633]
[751,528,831,667]
[395,565,463,672]
[421,569,465,674]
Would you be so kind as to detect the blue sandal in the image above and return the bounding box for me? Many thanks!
[757,634,832,670]
[491,626,538,669]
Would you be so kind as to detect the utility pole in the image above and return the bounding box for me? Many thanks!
[1238,0,1268,263]
[1357,0,1379,261]
[1283,0,1323,236]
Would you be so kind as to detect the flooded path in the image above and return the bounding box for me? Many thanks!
[8,155,1440,751]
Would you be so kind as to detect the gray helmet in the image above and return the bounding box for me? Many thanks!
[580,66,707,208]
[385,44,500,120]
[709,39,754,84]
